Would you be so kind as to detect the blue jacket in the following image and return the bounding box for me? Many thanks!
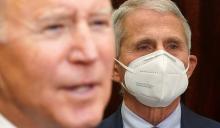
[98,104,220,128]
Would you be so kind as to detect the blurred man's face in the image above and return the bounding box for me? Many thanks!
[0,0,114,127]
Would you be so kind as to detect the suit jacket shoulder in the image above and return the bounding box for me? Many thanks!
[98,108,123,128]
[181,104,220,128]
[98,104,220,128]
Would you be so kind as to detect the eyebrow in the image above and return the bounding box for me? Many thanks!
[165,36,185,43]
[136,38,156,43]
[36,7,112,22]
[36,8,76,22]
[95,7,113,15]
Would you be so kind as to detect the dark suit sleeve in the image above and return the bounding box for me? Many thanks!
[98,108,123,128]
[181,104,220,128]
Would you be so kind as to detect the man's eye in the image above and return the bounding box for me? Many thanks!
[167,42,179,50]
[44,24,64,32]
[94,20,108,26]
[90,19,110,28]
[40,23,67,38]
[136,43,153,51]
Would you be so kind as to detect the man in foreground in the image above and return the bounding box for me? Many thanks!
[0,0,115,127]
[99,0,220,127]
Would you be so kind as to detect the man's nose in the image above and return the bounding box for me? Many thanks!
[68,22,98,64]
[155,43,165,51]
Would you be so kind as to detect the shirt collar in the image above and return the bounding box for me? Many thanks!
[0,113,16,128]
[121,102,181,128]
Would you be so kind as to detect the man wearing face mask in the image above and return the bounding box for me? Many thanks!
[99,0,220,128]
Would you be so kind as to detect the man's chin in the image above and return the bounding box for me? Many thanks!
[78,110,104,128]
[58,115,102,128]
[53,107,104,128]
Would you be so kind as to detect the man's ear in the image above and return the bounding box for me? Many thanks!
[187,55,197,78]
[112,63,122,83]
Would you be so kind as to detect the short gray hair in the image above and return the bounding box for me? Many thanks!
[113,0,192,57]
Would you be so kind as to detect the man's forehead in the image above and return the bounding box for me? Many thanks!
[5,0,112,14]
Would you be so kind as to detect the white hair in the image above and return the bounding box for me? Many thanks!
[113,0,192,57]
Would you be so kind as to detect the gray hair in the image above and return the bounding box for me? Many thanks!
[113,0,192,57]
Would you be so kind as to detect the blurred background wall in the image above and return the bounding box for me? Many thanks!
[104,0,220,122]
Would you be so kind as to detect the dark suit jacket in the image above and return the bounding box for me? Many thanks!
[98,104,220,128]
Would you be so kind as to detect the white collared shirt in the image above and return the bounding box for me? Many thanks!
[121,102,181,128]
[0,113,16,128]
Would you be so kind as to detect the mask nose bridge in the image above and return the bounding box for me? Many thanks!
[114,50,189,73]
[114,51,166,73]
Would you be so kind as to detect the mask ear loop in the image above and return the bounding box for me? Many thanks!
[120,82,136,96]
[114,58,134,73]
[185,56,190,73]
[114,58,136,94]
[185,48,191,72]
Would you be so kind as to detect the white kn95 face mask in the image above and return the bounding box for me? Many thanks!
[114,50,189,107]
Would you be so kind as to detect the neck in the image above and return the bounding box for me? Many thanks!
[124,92,180,125]
[0,97,54,128]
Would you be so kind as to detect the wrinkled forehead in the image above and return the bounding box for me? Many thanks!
[5,0,112,18]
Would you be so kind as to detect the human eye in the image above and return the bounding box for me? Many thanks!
[167,41,179,50]
[136,43,151,50]
[135,39,154,52]
[39,22,69,38]
[165,37,185,52]
[43,23,65,33]
[89,17,111,30]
